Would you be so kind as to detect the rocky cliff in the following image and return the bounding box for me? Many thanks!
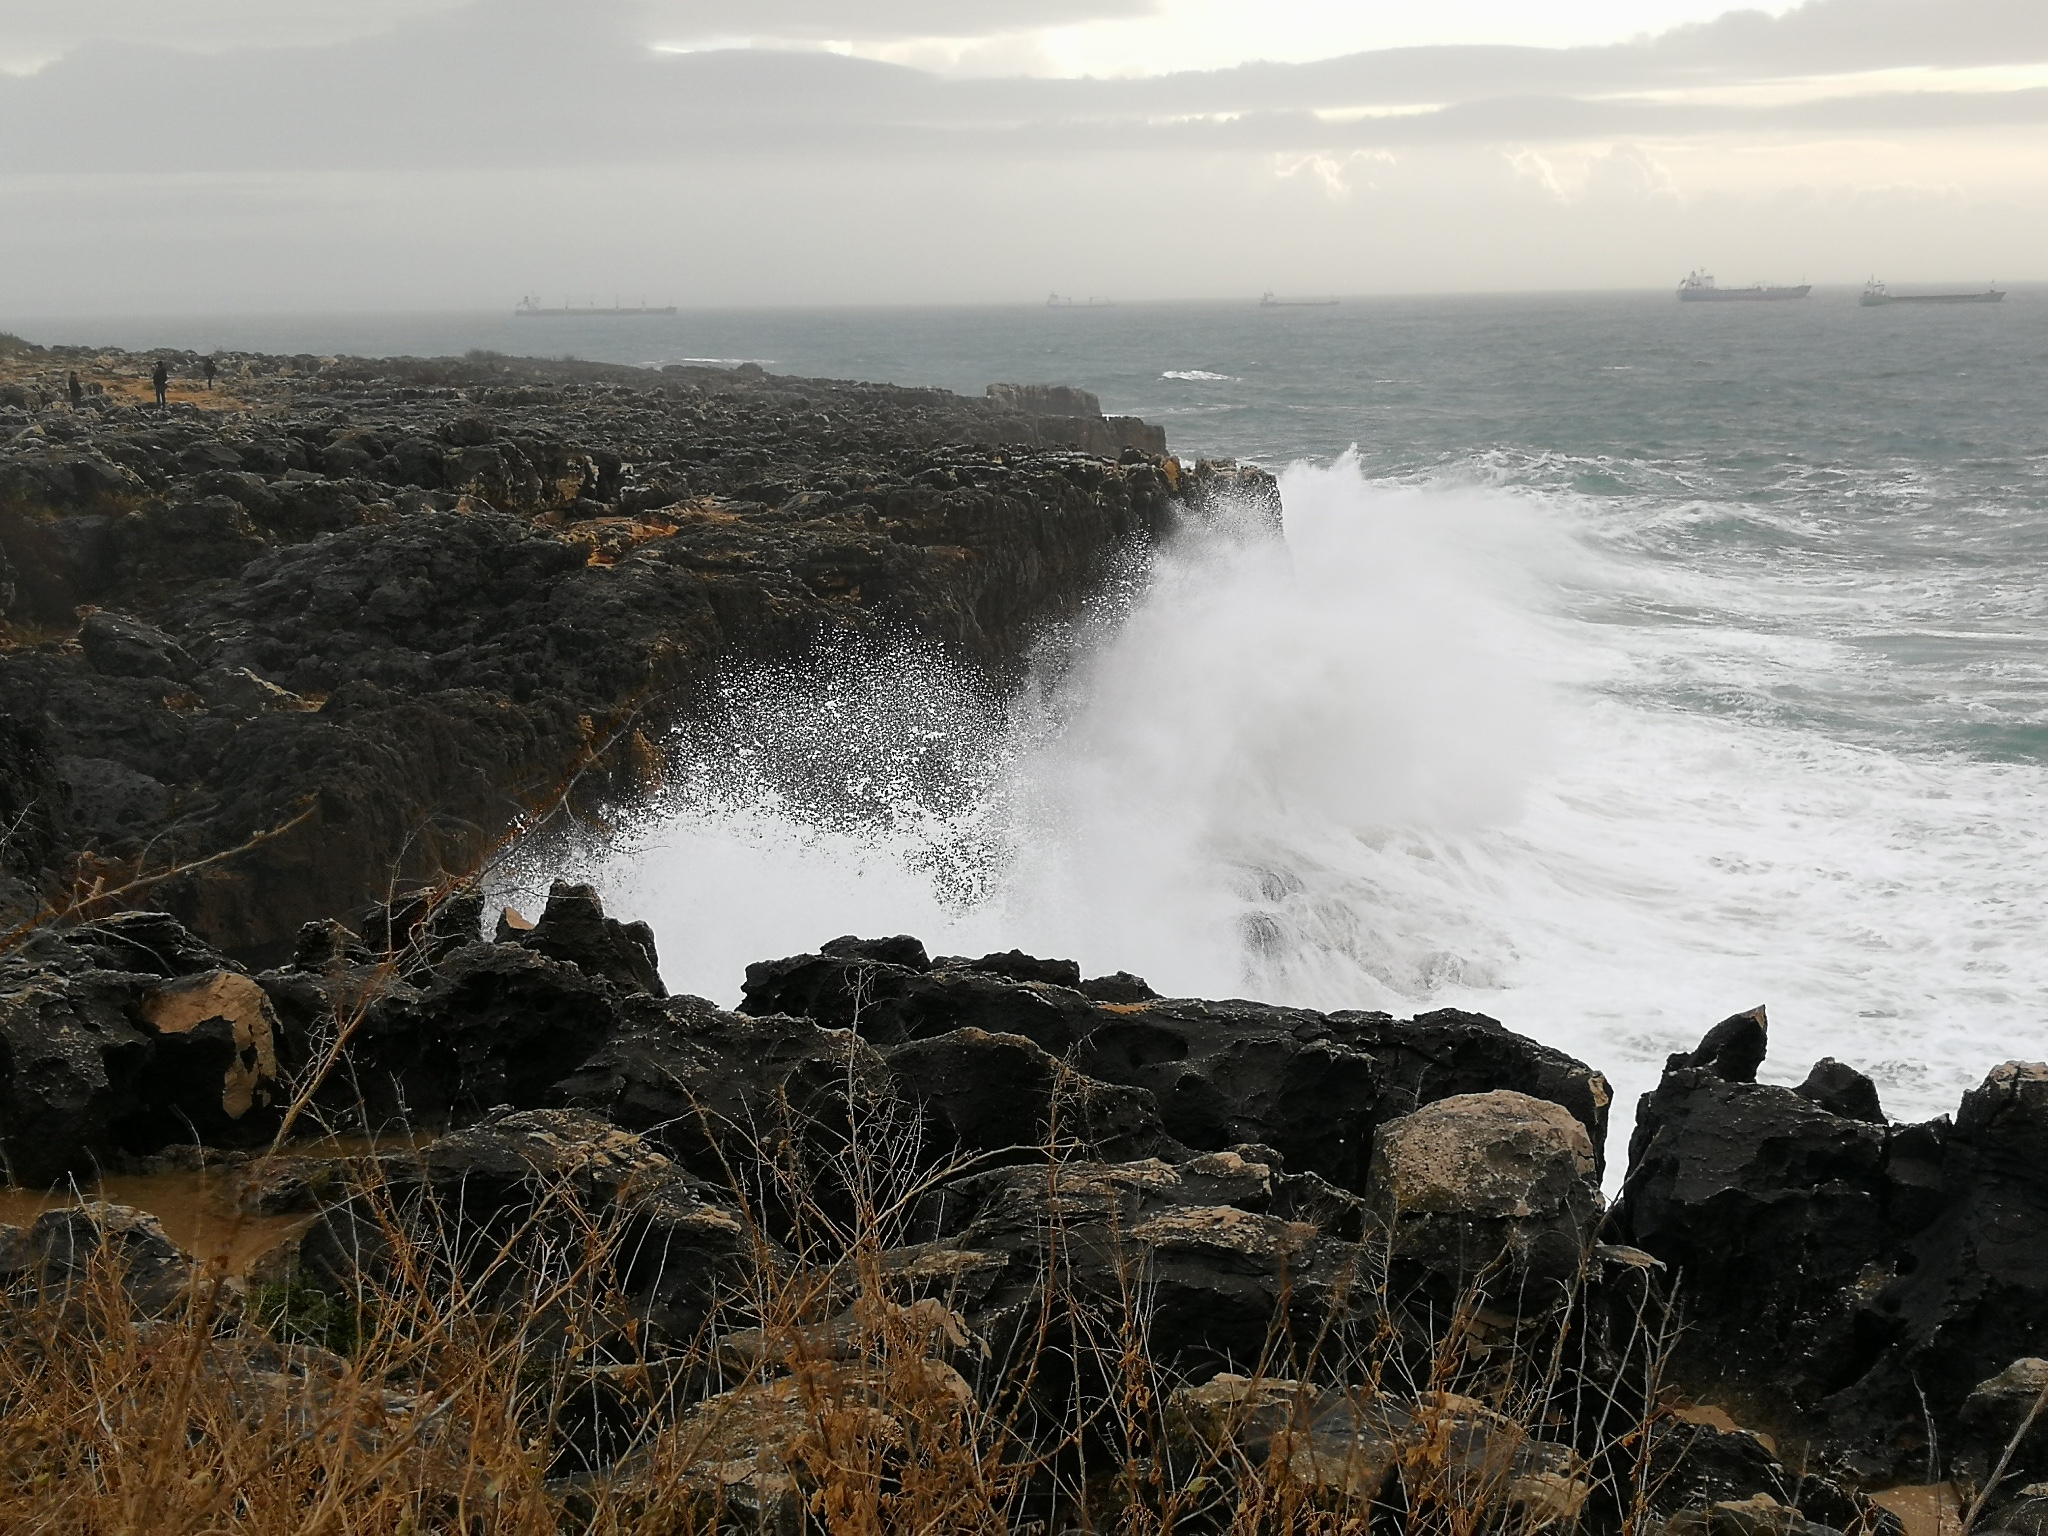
[0,342,1270,957]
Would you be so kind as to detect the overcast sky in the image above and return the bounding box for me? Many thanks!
[3,0,2045,313]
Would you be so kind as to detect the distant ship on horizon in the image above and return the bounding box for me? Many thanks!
[1047,293,1116,308]
[1860,279,2005,307]
[1677,271,1811,302]
[1260,291,1340,307]
[515,296,677,317]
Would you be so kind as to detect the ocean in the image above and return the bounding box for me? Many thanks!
[19,291,2047,1146]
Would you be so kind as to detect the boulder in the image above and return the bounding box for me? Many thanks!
[1166,1376,1588,1523]
[78,611,194,681]
[0,1201,197,1313]
[905,1147,1377,1381]
[0,914,282,1185]
[550,992,888,1184]
[880,1027,1175,1164]
[297,1108,751,1346]
[1369,1089,1603,1310]
[1956,1358,2048,1493]
[742,943,1100,1053]
[130,968,284,1139]
[1610,1008,1893,1406]
[1638,1422,1894,1536]
[313,941,621,1129]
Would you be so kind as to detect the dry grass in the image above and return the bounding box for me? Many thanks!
[1,837,1700,1536]
[0,1027,1704,1536]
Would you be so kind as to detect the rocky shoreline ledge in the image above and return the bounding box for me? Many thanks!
[0,338,1269,956]
[2,341,2044,1533]
[4,887,2046,1531]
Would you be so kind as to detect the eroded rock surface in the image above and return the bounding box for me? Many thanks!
[1370,1088,1604,1310]
[0,912,286,1184]
[741,939,1613,1189]
[1611,1008,2048,1483]
[0,349,1271,954]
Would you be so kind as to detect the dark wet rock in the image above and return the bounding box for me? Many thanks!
[0,913,283,1185]
[1166,1374,1590,1521]
[742,942,1611,1195]
[0,709,65,910]
[0,349,1241,958]
[78,610,194,680]
[57,754,171,837]
[1640,1422,1892,1536]
[908,1147,1377,1380]
[1086,999,1613,1192]
[1613,1010,2048,1484]
[1369,1088,1603,1311]
[1610,1010,1893,1412]
[1794,1058,1886,1124]
[1080,969,1158,1003]
[349,885,484,970]
[297,1108,751,1345]
[822,932,931,969]
[954,948,1081,989]
[549,992,884,1181]
[881,1027,1176,1164]
[1956,1358,2048,1494]
[743,945,1104,1052]
[0,1202,197,1313]
[318,941,620,1130]
[511,879,664,997]
[983,383,1166,455]
[192,664,304,716]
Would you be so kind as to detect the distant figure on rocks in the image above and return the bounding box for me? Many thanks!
[203,356,216,390]
[151,359,168,410]
[67,371,82,407]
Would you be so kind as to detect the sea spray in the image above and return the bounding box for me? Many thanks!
[520,455,2048,1156]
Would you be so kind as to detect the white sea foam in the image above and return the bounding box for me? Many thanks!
[1162,370,1236,381]
[523,456,2048,1166]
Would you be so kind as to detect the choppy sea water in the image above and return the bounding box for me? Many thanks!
[25,292,2048,1146]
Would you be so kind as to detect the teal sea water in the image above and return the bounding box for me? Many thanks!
[23,292,2048,1138]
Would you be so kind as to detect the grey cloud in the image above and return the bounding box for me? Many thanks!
[1652,0,2048,75]
[0,0,469,66]
[636,0,1155,43]
[5,0,2047,177]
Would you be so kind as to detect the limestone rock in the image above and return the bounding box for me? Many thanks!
[1369,1089,1603,1308]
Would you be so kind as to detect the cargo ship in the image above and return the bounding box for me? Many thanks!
[1860,279,2004,307]
[1677,271,1811,302]
[514,297,677,317]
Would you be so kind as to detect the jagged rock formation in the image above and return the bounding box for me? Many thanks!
[740,936,1613,1186]
[0,888,1981,1533]
[0,348,1273,955]
[1611,1006,2048,1486]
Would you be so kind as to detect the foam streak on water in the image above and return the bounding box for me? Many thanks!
[526,454,2048,1150]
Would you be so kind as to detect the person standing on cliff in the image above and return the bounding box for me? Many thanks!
[67,371,83,408]
[151,359,168,410]
[203,356,217,390]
